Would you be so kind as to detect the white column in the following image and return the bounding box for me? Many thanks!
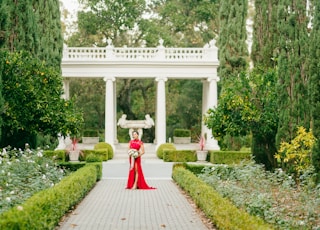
[203,73,220,150]
[104,77,116,150]
[155,77,167,148]
[62,79,70,100]
[113,80,118,143]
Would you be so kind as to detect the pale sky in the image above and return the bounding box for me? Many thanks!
[61,0,79,12]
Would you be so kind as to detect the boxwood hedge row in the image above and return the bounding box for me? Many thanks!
[0,163,102,230]
[172,164,273,230]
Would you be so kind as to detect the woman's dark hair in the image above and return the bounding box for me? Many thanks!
[132,130,139,135]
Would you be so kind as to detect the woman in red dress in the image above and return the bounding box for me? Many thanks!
[126,131,155,190]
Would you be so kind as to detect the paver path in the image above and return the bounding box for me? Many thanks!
[57,144,211,230]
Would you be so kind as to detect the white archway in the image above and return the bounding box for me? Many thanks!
[61,39,220,150]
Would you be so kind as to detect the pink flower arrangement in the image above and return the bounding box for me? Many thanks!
[199,135,205,151]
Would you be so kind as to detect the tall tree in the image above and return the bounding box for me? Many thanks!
[34,0,63,70]
[251,0,279,68]
[144,0,219,47]
[0,51,83,148]
[75,0,146,47]
[276,0,311,146]
[0,2,9,48]
[249,0,280,168]
[205,68,278,169]
[0,0,39,53]
[217,0,248,82]
[0,0,63,71]
[309,0,320,181]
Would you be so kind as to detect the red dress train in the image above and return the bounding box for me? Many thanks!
[126,140,156,190]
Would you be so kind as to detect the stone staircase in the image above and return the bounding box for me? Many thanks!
[113,143,158,160]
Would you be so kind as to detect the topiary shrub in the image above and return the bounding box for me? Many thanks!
[43,150,66,162]
[156,143,176,159]
[86,153,102,162]
[173,129,191,137]
[82,129,99,137]
[94,142,114,159]
[163,150,197,162]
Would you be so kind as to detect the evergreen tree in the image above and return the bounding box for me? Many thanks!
[0,2,9,48]
[214,0,249,152]
[217,0,248,82]
[309,0,320,181]
[251,0,279,68]
[0,0,63,71]
[0,0,39,53]
[34,0,63,70]
[276,0,311,146]
[249,0,280,168]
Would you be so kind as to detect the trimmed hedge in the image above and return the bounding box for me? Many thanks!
[163,150,197,162]
[172,164,274,230]
[0,163,102,229]
[43,150,66,162]
[173,128,191,137]
[209,151,251,164]
[86,153,103,162]
[156,143,176,159]
[82,129,99,137]
[58,161,86,171]
[94,142,114,159]
[81,149,108,161]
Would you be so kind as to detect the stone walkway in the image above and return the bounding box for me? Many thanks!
[57,143,212,230]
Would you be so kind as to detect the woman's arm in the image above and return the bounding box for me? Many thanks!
[139,143,145,156]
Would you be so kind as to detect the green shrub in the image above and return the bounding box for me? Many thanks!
[82,129,99,137]
[209,150,251,164]
[172,165,273,230]
[173,129,191,137]
[81,149,108,161]
[94,142,114,159]
[86,153,102,162]
[43,150,66,162]
[156,143,176,159]
[58,162,86,171]
[0,163,102,229]
[184,163,206,175]
[163,150,197,162]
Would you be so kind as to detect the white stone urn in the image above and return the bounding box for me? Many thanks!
[82,137,99,144]
[69,150,80,162]
[196,150,208,162]
[173,136,191,144]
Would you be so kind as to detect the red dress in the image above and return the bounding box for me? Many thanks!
[126,139,156,190]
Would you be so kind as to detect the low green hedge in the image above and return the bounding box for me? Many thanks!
[209,151,251,164]
[184,163,206,175]
[172,164,273,230]
[43,150,66,162]
[81,149,108,161]
[163,150,197,162]
[156,143,176,159]
[58,161,87,171]
[173,128,191,137]
[0,163,102,229]
[86,153,103,162]
[82,129,99,137]
[94,142,114,159]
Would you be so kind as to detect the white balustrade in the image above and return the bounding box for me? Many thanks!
[62,40,218,62]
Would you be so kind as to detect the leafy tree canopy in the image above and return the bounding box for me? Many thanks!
[0,51,83,148]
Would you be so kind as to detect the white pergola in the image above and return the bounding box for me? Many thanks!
[61,39,220,150]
